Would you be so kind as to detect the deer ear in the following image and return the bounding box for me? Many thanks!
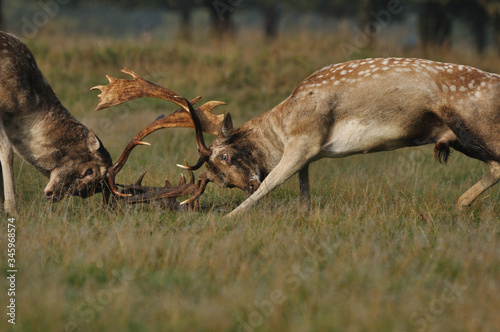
[87,129,101,152]
[221,113,233,138]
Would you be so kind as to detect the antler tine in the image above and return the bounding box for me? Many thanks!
[106,139,151,197]
[135,171,147,186]
[179,172,210,206]
[176,156,207,171]
[174,98,214,171]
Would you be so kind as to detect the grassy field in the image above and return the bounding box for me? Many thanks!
[1,26,500,332]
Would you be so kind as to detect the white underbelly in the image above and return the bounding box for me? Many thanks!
[321,119,409,157]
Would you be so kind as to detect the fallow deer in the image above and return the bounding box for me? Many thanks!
[0,31,112,214]
[94,59,500,217]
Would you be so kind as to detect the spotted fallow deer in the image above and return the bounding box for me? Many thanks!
[95,59,500,217]
[0,32,112,214]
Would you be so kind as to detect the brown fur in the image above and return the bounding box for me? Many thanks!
[434,140,451,164]
[198,58,500,216]
[0,32,112,214]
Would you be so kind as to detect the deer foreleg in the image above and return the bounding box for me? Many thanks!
[457,161,500,210]
[0,122,16,214]
[299,163,311,213]
[227,148,315,218]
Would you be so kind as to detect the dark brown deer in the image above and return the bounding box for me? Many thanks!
[0,31,112,214]
[95,60,500,217]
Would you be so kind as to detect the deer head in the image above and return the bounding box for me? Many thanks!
[187,113,264,195]
[43,129,112,201]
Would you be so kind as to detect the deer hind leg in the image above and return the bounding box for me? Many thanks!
[0,121,16,214]
[299,163,311,213]
[457,161,500,210]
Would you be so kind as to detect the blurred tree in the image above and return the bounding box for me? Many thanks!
[292,0,358,17]
[251,0,282,39]
[453,0,489,54]
[18,0,499,54]
[496,14,500,54]
[0,0,4,31]
[204,0,236,39]
[415,0,492,54]
[415,0,452,52]
[480,0,500,54]
[82,0,199,38]
[307,0,397,51]
[165,0,202,40]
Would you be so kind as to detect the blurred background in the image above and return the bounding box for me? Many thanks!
[1,0,500,57]
[2,3,500,332]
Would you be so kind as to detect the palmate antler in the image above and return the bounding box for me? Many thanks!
[92,68,225,135]
[91,68,223,208]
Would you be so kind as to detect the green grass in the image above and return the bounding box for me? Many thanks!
[1,27,500,332]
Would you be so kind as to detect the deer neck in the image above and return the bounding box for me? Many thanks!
[238,105,286,176]
[3,102,88,177]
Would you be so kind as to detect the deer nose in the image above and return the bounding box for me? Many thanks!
[44,189,54,200]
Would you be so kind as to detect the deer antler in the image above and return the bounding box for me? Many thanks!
[116,168,210,208]
[91,67,225,135]
[102,121,210,207]
[91,68,225,175]
[91,68,221,205]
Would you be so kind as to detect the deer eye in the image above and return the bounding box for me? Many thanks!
[83,168,94,178]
